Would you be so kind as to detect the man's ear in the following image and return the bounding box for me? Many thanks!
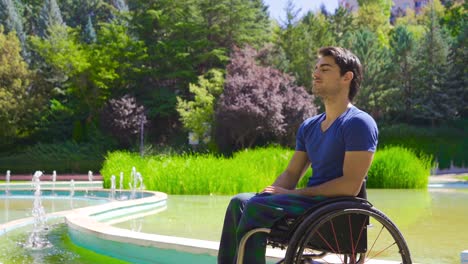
[343,71,354,82]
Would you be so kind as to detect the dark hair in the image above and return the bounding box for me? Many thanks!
[318,47,363,101]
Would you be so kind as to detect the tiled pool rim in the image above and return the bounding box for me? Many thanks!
[1,184,422,264]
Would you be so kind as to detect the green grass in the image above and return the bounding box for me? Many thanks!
[102,145,432,194]
[101,146,312,195]
[367,146,433,189]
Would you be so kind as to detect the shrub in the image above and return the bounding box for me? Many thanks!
[101,94,147,147]
[0,140,113,174]
[368,146,433,189]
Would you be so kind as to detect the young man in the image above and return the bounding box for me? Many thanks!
[217,47,378,264]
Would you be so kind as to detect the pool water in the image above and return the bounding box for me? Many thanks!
[1,198,106,224]
[0,223,129,264]
[113,189,468,264]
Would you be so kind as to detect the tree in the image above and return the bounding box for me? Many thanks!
[101,94,147,147]
[388,25,418,122]
[199,0,271,49]
[328,6,356,43]
[176,69,224,144]
[215,46,316,153]
[278,11,334,90]
[111,0,128,13]
[0,26,32,139]
[37,0,64,38]
[355,0,392,45]
[443,4,467,118]
[58,0,114,29]
[0,0,27,58]
[342,29,392,119]
[82,14,96,44]
[412,4,453,124]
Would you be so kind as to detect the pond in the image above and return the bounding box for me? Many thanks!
[113,189,468,264]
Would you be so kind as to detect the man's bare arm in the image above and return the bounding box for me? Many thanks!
[265,151,374,197]
[270,151,310,190]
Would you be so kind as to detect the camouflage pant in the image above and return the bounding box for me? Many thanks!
[217,192,325,264]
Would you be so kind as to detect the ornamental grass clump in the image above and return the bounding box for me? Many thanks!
[367,146,433,189]
[101,146,300,195]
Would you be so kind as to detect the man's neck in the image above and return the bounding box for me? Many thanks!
[323,98,352,121]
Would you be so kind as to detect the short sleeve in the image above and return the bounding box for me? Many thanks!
[343,114,378,152]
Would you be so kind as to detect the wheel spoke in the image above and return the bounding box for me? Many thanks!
[285,206,411,264]
[365,224,384,261]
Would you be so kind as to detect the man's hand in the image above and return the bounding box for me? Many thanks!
[262,185,294,195]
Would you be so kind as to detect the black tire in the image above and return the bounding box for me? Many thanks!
[283,201,412,264]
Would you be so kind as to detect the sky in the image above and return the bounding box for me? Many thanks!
[262,0,339,22]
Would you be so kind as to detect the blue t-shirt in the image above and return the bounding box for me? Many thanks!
[296,106,378,187]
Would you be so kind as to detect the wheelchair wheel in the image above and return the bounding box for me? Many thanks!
[284,202,411,264]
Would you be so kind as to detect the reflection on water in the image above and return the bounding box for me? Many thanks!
[0,198,105,224]
[114,189,468,264]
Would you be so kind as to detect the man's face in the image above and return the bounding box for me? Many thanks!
[312,56,344,99]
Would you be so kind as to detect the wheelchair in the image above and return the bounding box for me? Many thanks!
[236,183,412,264]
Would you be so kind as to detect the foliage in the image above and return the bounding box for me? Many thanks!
[101,146,432,194]
[355,0,392,45]
[0,0,27,57]
[37,0,64,38]
[342,29,392,117]
[0,0,465,163]
[0,138,115,173]
[0,26,33,139]
[101,94,147,147]
[387,25,417,122]
[198,0,271,48]
[215,46,316,152]
[30,21,147,143]
[82,14,96,44]
[101,146,308,194]
[176,69,224,144]
[378,123,467,169]
[277,11,334,89]
[329,6,356,42]
[58,0,114,29]
[367,146,433,189]
[412,5,453,123]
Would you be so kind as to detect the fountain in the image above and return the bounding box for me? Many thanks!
[119,171,126,200]
[0,172,170,264]
[88,170,93,182]
[128,168,144,200]
[23,171,52,249]
[129,167,137,199]
[110,175,116,200]
[137,172,144,198]
[69,179,75,198]
[52,170,57,196]
[86,171,93,197]
[5,170,10,195]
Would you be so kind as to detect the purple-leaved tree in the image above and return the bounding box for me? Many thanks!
[215,46,317,153]
[101,94,147,147]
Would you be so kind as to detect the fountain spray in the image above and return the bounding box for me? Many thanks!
[24,171,51,249]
